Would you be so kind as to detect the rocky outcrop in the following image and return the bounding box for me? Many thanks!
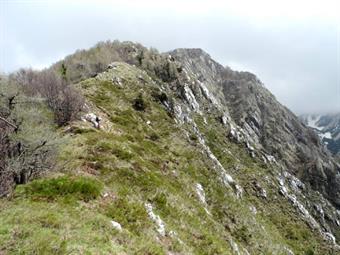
[170,48,340,211]
[157,48,340,247]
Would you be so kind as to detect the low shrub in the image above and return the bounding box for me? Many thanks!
[21,176,103,201]
[133,93,147,111]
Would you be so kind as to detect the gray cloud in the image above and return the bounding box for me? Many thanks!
[0,0,339,114]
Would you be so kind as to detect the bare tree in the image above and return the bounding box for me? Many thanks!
[12,68,85,126]
[54,85,84,126]
[0,78,59,197]
[0,117,14,196]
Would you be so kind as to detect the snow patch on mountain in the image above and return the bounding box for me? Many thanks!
[320,132,332,140]
[300,113,340,155]
[306,115,322,131]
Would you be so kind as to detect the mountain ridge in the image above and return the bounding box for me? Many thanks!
[1,41,340,254]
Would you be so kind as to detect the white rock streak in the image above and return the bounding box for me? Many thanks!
[174,83,243,199]
[196,183,206,204]
[199,81,219,106]
[183,85,200,112]
[277,171,337,245]
[145,203,166,236]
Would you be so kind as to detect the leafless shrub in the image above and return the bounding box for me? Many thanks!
[12,69,84,126]
[11,68,38,96]
[0,119,13,196]
[0,81,59,197]
[53,85,85,126]
[49,40,179,84]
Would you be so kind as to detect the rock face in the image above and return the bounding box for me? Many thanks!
[170,48,340,208]
[300,113,340,157]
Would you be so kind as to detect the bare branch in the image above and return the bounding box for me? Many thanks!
[0,116,17,129]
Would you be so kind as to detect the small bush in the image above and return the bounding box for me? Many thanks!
[21,176,103,201]
[151,90,168,103]
[133,93,147,111]
[53,85,84,126]
[189,134,198,141]
[149,132,160,141]
[233,225,252,244]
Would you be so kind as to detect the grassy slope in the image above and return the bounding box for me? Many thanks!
[0,63,333,254]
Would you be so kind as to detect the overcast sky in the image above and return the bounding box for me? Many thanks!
[0,0,339,114]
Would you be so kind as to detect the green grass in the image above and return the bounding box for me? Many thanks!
[104,197,151,235]
[0,199,123,254]
[17,176,103,202]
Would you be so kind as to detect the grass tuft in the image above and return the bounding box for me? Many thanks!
[19,176,103,202]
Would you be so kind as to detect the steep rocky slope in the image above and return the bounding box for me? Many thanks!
[1,42,340,254]
[300,114,340,157]
[171,47,340,206]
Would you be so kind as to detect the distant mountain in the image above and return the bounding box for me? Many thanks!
[300,114,340,156]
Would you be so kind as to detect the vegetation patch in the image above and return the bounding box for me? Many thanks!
[104,197,151,235]
[18,176,103,202]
